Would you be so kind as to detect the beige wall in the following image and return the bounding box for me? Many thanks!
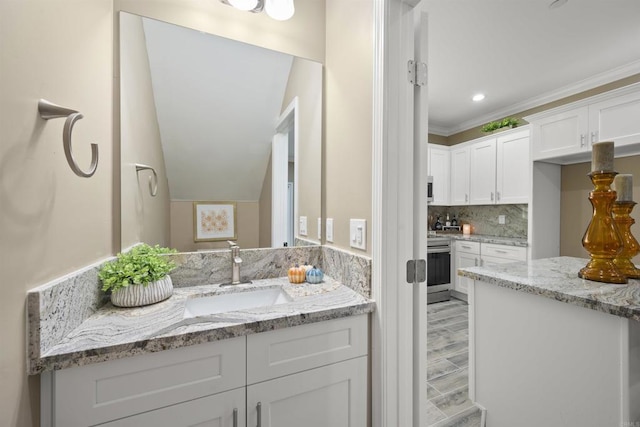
[282,57,323,243]
[0,1,114,425]
[120,12,170,249]
[561,156,640,264]
[170,201,259,251]
[324,0,373,254]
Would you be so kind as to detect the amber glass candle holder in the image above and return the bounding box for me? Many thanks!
[578,171,627,284]
[612,201,640,279]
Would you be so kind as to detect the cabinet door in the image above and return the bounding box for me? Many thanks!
[531,107,589,161]
[450,146,470,205]
[496,130,530,204]
[469,138,497,205]
[589,90,640,148]
[247,356,367,427]
[454,251,478,295]
[99,388,245,427]
[429,145,450,205]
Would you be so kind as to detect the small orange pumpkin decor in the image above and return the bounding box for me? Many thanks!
[288,264,306,284]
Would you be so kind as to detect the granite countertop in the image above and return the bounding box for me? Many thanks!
[459,256,640,321]
[439,233,528,247]
[30,277,375,374]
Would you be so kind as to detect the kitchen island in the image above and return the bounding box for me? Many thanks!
[459,256,640,427]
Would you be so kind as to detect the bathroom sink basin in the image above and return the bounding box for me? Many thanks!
[183,287,293,318]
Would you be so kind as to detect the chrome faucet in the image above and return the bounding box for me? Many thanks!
[228,241,242,285]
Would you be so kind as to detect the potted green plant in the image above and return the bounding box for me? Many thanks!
[98,244,178,307]
[481,117,520,133]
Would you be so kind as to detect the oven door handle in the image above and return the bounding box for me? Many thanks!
[427,247,451,254]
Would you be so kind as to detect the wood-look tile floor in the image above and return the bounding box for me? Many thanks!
[427,298,482,427]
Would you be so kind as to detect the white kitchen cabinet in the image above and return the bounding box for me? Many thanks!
[450,145,470,205]
[469,138,497,204]
[44,315,369,427]
[529,84,640,163]
[454,241,527,295]
[496,130,530,204]
[454,241,480,295]
[100,388,245,427]
[428,144,450,205]
[247,356,367,427]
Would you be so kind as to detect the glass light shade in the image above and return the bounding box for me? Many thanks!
[265,0,295,20]
[228,0,260,11]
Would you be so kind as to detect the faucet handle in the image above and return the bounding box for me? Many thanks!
[227,240,238,248]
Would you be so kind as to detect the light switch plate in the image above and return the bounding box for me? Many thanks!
[498,215,506,225]
[317,218,322,240]
[350,219,366,250]
[299,216,308,236]
[326,218,334,243]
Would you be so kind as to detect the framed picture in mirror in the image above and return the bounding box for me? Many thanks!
[193,202,237,242]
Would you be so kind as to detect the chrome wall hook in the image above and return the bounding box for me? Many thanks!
[38,99,99,178]
[135,163,158,197]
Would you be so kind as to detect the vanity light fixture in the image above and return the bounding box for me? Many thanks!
[472,93,485,102]
[549,0,568,9]
[220,0,295,20]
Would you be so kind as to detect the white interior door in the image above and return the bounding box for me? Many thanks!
[372,1,427,426]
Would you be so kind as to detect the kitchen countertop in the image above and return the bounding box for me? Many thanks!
[459,256,640,321]
[29,277,375,374]
[433,233,528,247]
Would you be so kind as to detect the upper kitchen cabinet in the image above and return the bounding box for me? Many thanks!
[450,145,471,205]
[469,138,497,204]
[528,83,640,164]
[428,144,450,205]
[496,129,530,204]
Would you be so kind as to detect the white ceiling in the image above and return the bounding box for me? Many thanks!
[142,17,293,201]
[424,0,640,136]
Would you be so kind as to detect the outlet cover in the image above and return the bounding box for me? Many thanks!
[498,215,506,225]
[326,218,334,242]
[350,219,367,250]
[299,216,308,236]
[317,218,322,240]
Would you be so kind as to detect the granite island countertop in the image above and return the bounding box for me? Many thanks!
[442,233,528,247]
[29,277,375,374]
[459,256,640,321]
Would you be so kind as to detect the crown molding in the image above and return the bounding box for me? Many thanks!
[430,59,640,137]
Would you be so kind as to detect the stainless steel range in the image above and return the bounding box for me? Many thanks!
[427,236,451,304]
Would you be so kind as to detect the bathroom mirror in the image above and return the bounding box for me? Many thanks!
[119,12,322,252]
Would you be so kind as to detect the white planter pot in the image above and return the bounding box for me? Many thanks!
[110,275,173,307]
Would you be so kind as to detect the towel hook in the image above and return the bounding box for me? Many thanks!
[38,99,98,178]
[135,164,158,197]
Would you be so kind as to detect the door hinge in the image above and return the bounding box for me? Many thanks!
[407,60,427,87]
[406,259,426,284]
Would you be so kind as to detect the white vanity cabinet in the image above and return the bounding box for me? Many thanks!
[428,144,451,205]
[529,84,640,163]
[453,241,527,296]
[43,315,369,427]
[450,145,471,205]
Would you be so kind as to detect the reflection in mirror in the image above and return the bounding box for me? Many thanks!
[120,12,322,252]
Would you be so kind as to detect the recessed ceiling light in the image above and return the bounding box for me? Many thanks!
[472,94,485,102]
[549,0,568,9]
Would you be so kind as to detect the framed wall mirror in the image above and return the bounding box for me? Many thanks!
[119,12,322,252]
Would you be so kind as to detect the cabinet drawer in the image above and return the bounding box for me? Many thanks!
[482,244,527,261]
[99,387,245,427]
[247,314,368,384]
[455,240,480,254]
[54,336,246,427]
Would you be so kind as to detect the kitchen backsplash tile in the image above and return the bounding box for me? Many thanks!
[429,204,527,238]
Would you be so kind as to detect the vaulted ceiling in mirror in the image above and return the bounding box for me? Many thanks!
[143,18,293,200]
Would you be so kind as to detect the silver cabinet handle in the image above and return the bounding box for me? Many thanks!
[461,245,472,249]
[491,192,494,201]
[495,249,508,254]
[496,191,500,201]
[465,194,468,203]
[474,258,478,266]
[591,131,598,144]
[580,134,586,147]
[233,408,238,427]
[257,402,262,427]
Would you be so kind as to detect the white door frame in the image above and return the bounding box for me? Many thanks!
[272,98,299,247]
[372,0,426,426]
